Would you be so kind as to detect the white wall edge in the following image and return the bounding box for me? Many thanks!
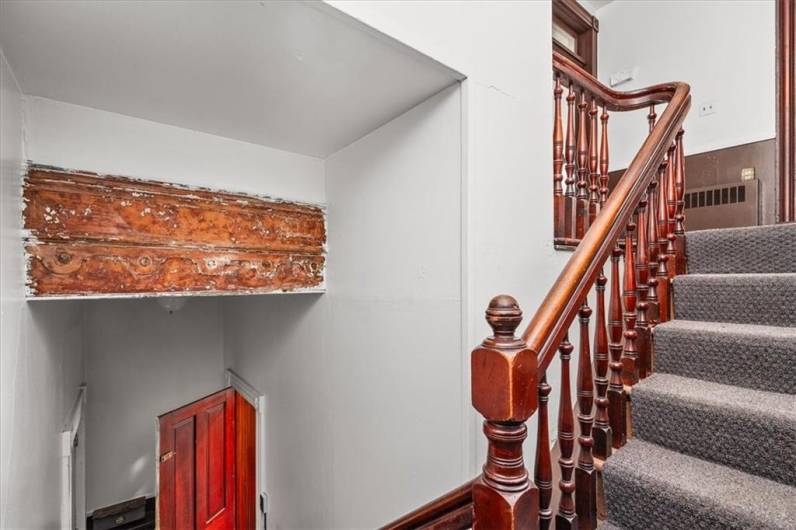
[61,384,86,530]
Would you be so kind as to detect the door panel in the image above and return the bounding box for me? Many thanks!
[235,393,257,530]
[159,388,236,530]
[174,418,196,529]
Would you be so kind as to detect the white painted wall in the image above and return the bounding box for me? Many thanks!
[596,0,776,169]
[8,4,562,528]
[83,298,225,512]
[24,96,326,204]
[223,84,464,529]
[22,97,328,514]
[1,50,85,529]
[328,0,562,478]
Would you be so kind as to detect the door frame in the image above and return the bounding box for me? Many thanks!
[225,369,267,530]
[778,0,796,222]
[61,384,87,530]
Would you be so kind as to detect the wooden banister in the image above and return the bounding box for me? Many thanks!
[532,52,689,374]
[384,52,690,530]
[381,480,475,530]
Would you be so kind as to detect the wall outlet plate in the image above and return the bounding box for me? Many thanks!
[609,68,635,87]
[699,101,717,116]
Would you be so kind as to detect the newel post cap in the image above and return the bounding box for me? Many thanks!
[471,295,538,422]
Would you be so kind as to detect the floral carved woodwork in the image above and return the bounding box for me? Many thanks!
[23,166,326,297]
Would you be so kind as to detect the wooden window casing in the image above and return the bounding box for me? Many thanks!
[553,0,599,76]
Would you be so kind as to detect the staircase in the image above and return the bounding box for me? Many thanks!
[603,223,796,529]
[382,50,796,530]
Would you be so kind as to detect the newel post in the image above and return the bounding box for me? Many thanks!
[472,295,539,530]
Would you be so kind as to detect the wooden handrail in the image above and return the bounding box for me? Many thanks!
[527,52,691,375]
[384,51,691,530]
[381,479,475,530]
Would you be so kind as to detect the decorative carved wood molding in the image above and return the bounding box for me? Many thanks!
[23,166,326,298]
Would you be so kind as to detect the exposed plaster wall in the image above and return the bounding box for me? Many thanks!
[1,49,85,529]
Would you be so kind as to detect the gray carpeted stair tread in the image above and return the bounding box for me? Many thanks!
[599,522,623,530]
[673,273,796,327]
[686,223,796,274]
[603,439,796,530]
[654,319,796,394]
[632,373,796,486]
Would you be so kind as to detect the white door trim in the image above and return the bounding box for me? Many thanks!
[61,384,87,530]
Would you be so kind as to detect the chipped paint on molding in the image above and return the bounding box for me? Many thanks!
[23,165,327,298]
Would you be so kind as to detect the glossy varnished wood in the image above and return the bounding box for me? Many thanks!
[235,394,256,530]
[576,92,590,239]
[528,53,689,374]
[381,480,475,530]
[778,0,796,222]
[565,83,578,240]
[535,375,553,530]
[591,262,611,460]
[588,98,600,227]
[554,76,566,240]
[471,296,538,530]
[575,303,597,530]
[673,129,687,274]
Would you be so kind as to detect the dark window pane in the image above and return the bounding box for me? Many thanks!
[730,187,737,203]
[722,187,729,204]
[738,185,746,203]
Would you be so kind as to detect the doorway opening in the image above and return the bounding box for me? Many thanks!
[157,377,262,530]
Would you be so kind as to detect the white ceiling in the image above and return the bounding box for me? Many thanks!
[0,1,463,158]
[588,0,614,11]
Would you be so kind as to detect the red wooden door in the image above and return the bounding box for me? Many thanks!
[159,388,236,530]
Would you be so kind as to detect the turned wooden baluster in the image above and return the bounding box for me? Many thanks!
[576,302,597,530]
[622,215,640,386]
[673,129,687,275]
[599,106,609,207]
[592,104,612,459]
[645,104,661,330]
[588,98,600,225]
[471,296,538,530]
[553,77,565,240]
[556,334,578,530]
[592,262,611,460]
[575,92,590,239]
[535,375,553,530]
[564,84,577,239]
[607,246,627,448]
[635,187,651,379]
[646,167,662,376]
[656,146,675,322]
[666,142,678,280]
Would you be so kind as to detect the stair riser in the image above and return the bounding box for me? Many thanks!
[604,471,762,530]
[673,275,796,327]
[654,325,796,394]
[687,223,796,274]
[633,392,796,487]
